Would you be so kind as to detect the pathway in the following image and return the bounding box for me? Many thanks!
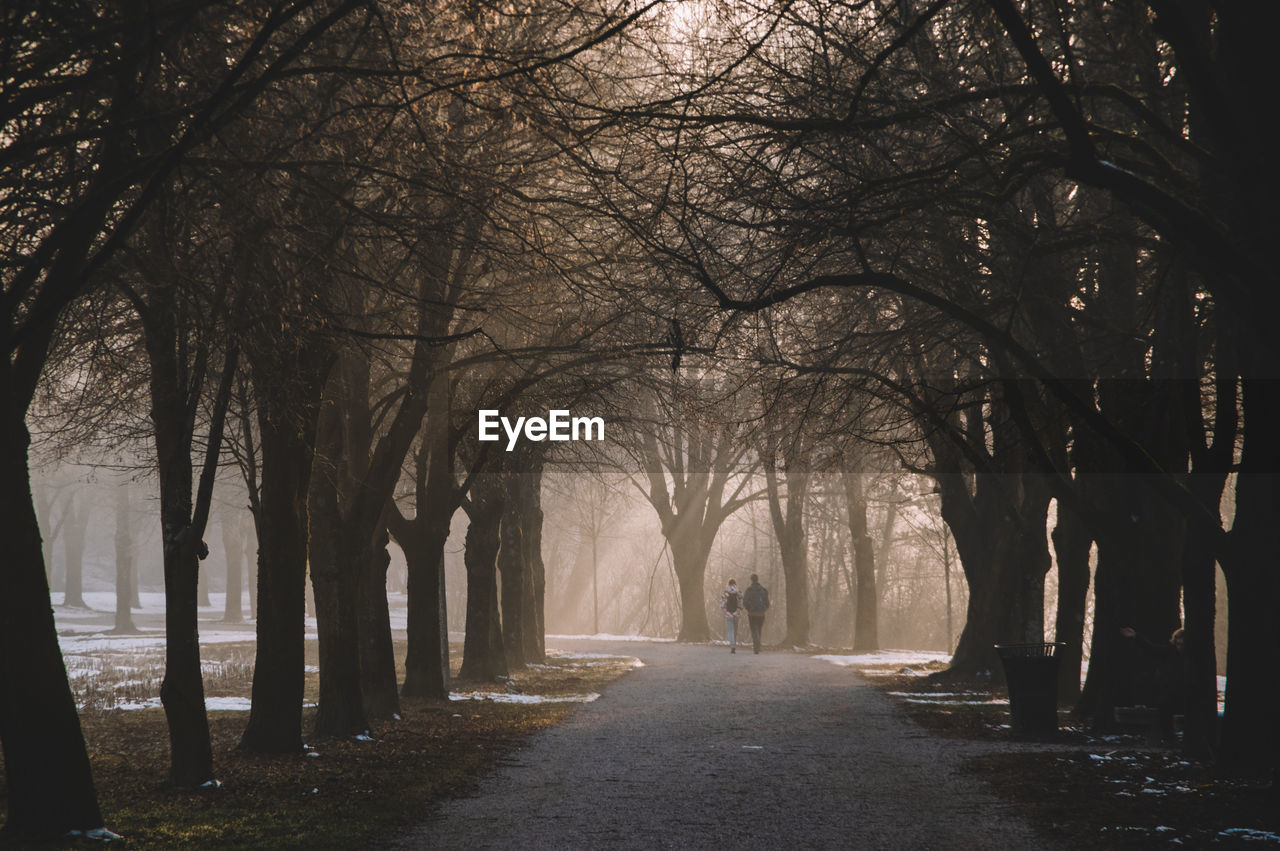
[383,639,1059,849]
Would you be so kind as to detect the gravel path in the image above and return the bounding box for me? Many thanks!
[383,640,1062,849]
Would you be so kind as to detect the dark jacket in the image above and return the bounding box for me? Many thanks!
[743,582,769,615]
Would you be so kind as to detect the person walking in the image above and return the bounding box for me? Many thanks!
[721,579,742,653]
[743,574,770,655]
[1120,625,1190,744]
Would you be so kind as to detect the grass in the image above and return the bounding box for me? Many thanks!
[2,643,637,849]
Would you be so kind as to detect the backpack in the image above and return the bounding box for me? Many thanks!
[725,591,740,613]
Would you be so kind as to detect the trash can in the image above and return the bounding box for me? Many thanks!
[994,642,1064,737]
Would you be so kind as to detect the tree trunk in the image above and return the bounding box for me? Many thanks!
[0,408,104,839]
[310,356,371,735]
[777,522,809,648]
[133,540,145,609]
[395,374,455,699]
[159,524,215,787]
[61,494,88,608]
[397,527,451,699]
[876,498,897,608]
[150,372,207,785]
[1176,326,1236,758]
[944,499,1021,679]
[240,351,327,753]
[245,528,257,619]
[358,527,400,720]
[842,471,878,652]
[317,322,442,721]
[459,472,508,682]
[330,349,402,723]
[132,257,239,785]
[763,440,812,648]
[520,463,546,663]
[669,517,714,642]
[498,480,526,669]
[1076,474,1184,726]
[114,480,138,633]
[941,466,1052,681]
[639,415,752,644]
[310,555,365,736]
[153,346,239,787]
[928,381,1055,683]
[222,513,243,624]
[309,428,367,737]
[1219,376,1280,779]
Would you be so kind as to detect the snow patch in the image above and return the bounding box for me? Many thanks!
[63,827,124,843]
[112,696,313,712]
[546,633,675,643]
[206,697,253,711]
[449,691,601,704]
[1218,828,1280,842]
[113,698,163,711]
[814,650,951,668]
[546,651,644,668]
[900,697,1008,706]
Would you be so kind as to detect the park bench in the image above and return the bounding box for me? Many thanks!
[1113,706,1183,746]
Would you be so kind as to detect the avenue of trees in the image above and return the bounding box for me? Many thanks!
[3,0,1275,840]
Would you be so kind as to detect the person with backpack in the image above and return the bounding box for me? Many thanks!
[742,574,770,655]
[721,579,742,654]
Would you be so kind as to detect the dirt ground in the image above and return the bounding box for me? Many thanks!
[862,663,1279,848]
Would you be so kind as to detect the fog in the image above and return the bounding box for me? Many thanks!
[35,457,962,655]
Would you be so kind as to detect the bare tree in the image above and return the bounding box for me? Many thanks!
[635,380,758,642]
[112,476,138,633]
[2,2,372,833]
